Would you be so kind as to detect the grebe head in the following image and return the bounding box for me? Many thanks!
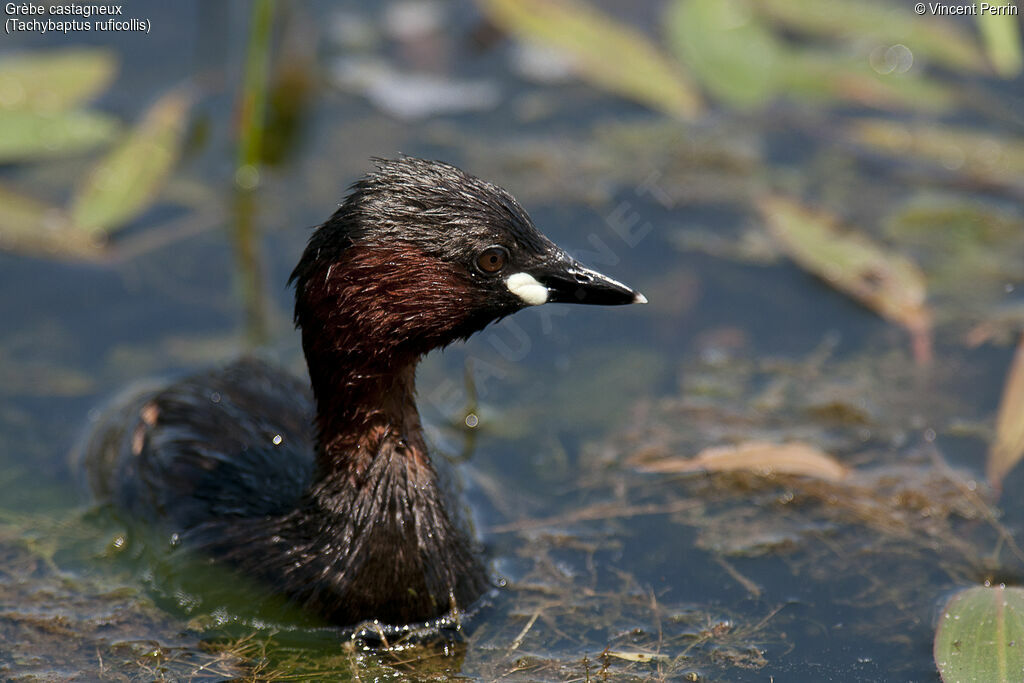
[290,157,645,361]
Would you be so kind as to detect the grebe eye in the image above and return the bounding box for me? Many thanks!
[476,246,509,274]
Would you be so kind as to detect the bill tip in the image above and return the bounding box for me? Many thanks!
[633,292,648,305]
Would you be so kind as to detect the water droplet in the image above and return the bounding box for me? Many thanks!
[235,164,260,190]
[272,434,283,445]
[870,44,914,74]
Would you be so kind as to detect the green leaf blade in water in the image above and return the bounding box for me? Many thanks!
[847,119,1024,188]
[664,0,953,112]
[664,0,783,109]
[977,9,1023,78]
[753,0,988,73]
[0,109,119,163]
[757,194,933,365]
[477,0,703,119]
[70,89,193,237]
[778,50,955,112]
[0,48,118,113]
[935,585,1024,683]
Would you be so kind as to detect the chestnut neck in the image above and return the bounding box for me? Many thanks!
[292,239,487,488]
[302,340,426,483]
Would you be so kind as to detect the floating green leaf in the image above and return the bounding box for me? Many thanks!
[754,0,988,73]
[935,584,1024,683]
[477,0,703,118]
[0,109,118,162]
[779,50,954,111]
[757,194,933,365]
[664,0,783,108]
[977,8,1023,78]
[884,196,1024,332]
[989,336,1024,492]
[70,89,193,236]
[848,119,1024,188]
[664,0,953,112]
[0,48,117,113]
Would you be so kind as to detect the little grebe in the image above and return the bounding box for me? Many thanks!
[79,157,645,627]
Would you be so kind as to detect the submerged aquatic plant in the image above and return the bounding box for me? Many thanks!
[0,49,194,261]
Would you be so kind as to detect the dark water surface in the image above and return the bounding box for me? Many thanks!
[2,0,1023,680]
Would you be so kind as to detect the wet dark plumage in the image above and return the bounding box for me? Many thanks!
[79,157,643,627]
